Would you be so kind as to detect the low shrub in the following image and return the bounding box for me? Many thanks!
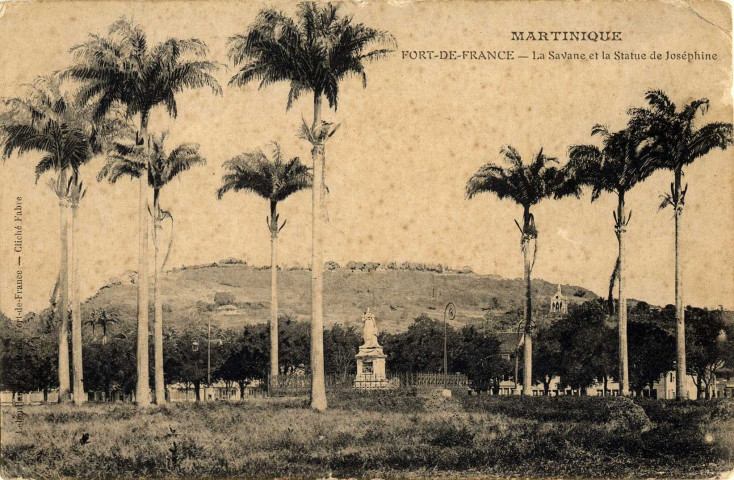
[324,261,340,271]
[218,257,245,265]
[422,417,474,448]
[709,398,734,421]
[327,388,425,413]
[460,394,618,422]
[635,398,718,428]
[604,397,653,433]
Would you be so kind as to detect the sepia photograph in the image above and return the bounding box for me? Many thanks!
[0,0,733,478]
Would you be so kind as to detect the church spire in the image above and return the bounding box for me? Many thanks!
[550,283,567,314]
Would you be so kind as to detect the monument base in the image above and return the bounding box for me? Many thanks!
[355,345,388,389]
[354,376,390,389]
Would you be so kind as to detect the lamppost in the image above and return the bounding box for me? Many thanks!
[443,302,456,393]
[207,316,211,395]
[515,317,523,394]
[190,339,199,402]
[204,318,224,402]
[190,318,215,402]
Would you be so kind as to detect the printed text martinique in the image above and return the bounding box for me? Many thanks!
[512,31,622,42]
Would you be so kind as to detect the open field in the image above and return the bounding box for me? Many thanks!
[1,393,732,479]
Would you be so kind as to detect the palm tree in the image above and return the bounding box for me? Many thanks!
[68,172,87,404]
[99,132,206,404]
[0,75,118,404]
[567,126,657,396]
[466,146,578,395]
[228,2,394,410]
[85,309,120,345]
[66,17,221,406]
[217,142,311,382]
[628,91,732,399]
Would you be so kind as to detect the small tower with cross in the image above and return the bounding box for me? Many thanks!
[550,284,568,314]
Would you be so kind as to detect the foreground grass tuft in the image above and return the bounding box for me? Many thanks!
[1,394,732,479]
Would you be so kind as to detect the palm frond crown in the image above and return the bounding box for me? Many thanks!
[98,132,205,188]
[217,142,312,202]
[1,75,128,182]
[65,17,222,122]
[466,146,577,207]
[628,90,732,171]
[227,1,396,110]
[567,127,656,201]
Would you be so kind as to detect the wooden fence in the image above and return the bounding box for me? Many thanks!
[1,373,471,404]
[267,372,469,396]
[393,372,470,388]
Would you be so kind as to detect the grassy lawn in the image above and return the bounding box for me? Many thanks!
[1,392,732,479]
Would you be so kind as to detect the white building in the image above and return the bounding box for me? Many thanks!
[493,371,698,398]
[167,380,264,402]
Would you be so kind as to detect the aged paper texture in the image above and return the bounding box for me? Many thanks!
[0,0,733,478]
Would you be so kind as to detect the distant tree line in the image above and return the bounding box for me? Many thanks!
[530,301,733,399]
[1,300,731,400]
[379,315,513,394]
[0,312,358,402]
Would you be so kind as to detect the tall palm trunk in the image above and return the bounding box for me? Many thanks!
[270,200,279,381]
[136,113,151,407]
[521,206,533,396]
[607,256,620,315]
[57,170,71,403]
[71,196,85,405]
[310,93,327,411]
[153,189,166,405]
[674,168,687,399]
[617,192,629,396]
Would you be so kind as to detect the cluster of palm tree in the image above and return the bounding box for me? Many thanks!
[84,309,120,345]
[1,2,393,410]
[224,3,395,409]
[216,143,311,381]
[63,18,221,406]
[0,76,129,404]
[467,91,732,397]
[98,133,208,403]
[1,1,730,407]
[466,147,579,394]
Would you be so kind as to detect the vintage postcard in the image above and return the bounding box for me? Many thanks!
[1,0,733,478]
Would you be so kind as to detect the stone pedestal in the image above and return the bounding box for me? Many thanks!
[355,345,388,389]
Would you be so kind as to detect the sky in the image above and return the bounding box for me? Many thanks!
[1,0,733,316]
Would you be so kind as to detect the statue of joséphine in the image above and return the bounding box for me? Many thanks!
[362,308,379,347]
